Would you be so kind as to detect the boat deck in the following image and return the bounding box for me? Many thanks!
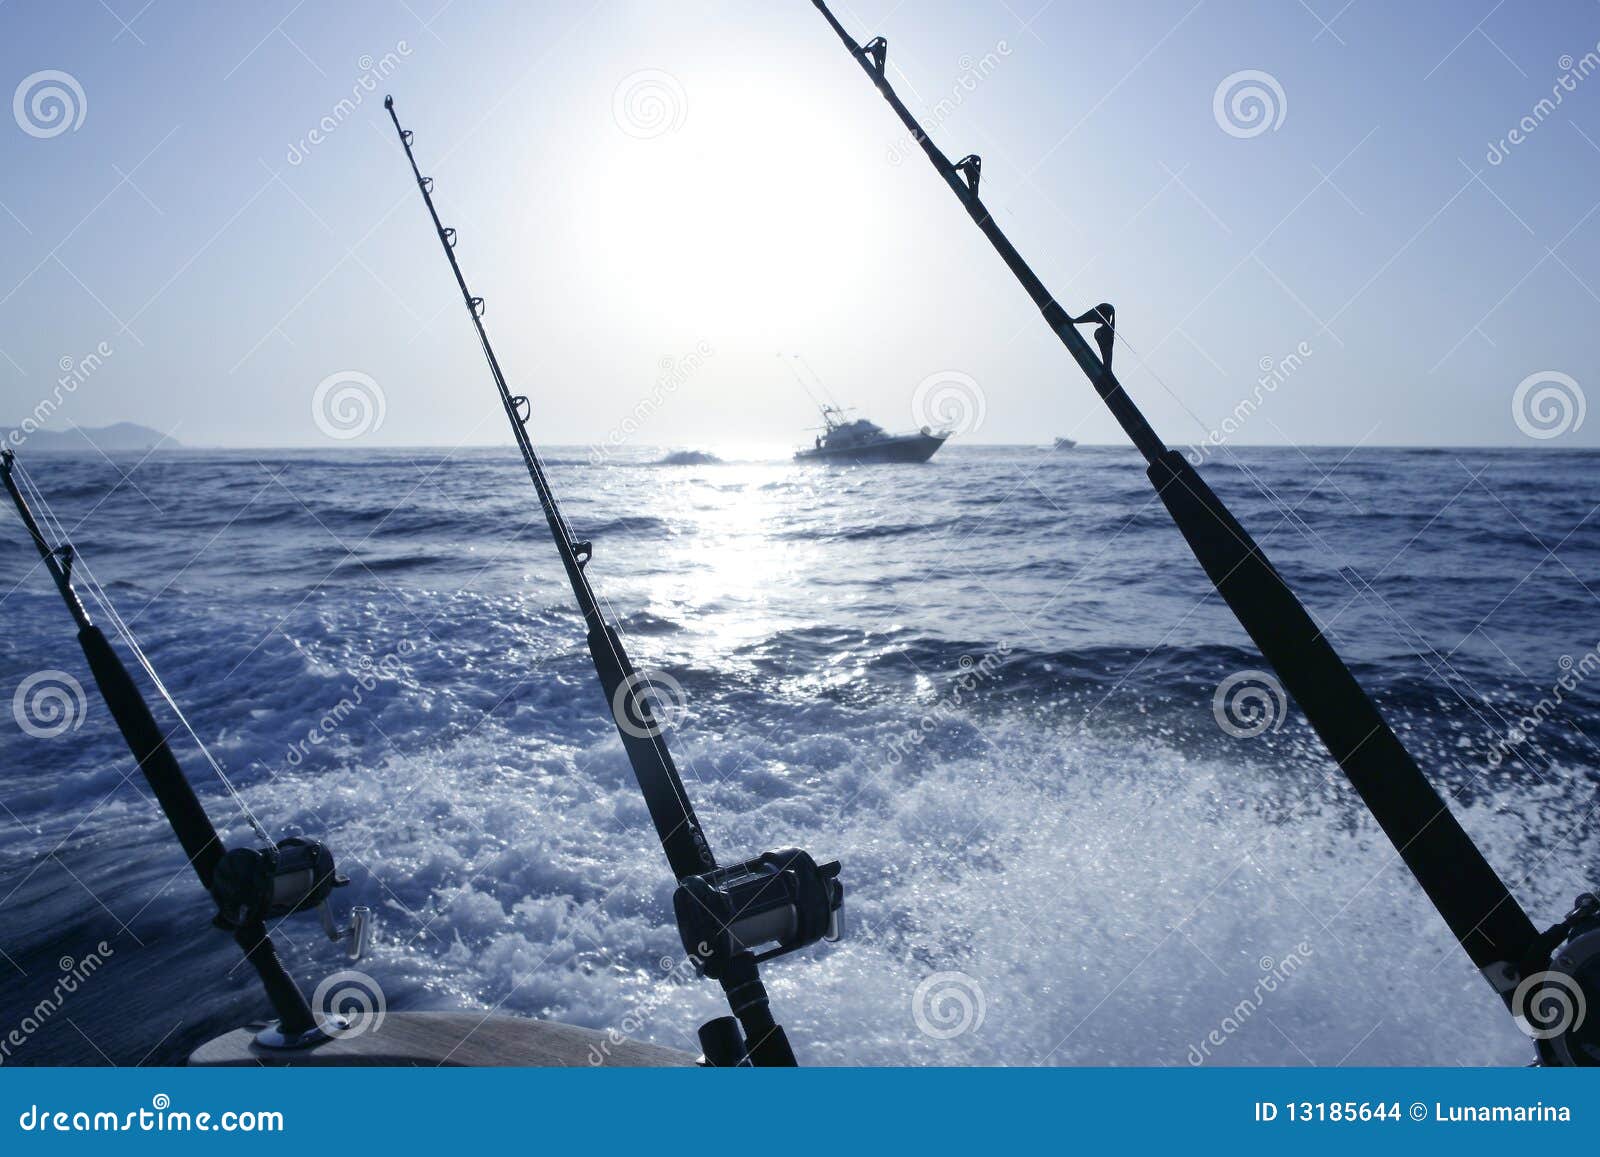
[188,1012,698,1067]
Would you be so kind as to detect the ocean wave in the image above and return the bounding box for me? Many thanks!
[1,446,1595,1065]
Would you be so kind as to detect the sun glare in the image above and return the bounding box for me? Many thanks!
[572,69,883,332]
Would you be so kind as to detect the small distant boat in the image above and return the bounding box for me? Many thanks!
[1053,436,1077,450]
[795,404,948,463]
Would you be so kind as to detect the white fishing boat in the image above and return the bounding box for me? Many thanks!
[795,404,948,463]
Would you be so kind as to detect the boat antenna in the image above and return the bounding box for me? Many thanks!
[1,449,368,1050]
[383,96,842,1066]
[810,0,1599,1065]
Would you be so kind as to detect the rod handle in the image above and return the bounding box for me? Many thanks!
[719,952,797,1067]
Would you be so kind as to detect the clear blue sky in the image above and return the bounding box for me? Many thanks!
[1,0,1597,448]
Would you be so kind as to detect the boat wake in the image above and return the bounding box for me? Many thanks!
[1,446,1595,1064]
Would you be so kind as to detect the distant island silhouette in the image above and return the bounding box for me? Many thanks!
[3,422,178,453]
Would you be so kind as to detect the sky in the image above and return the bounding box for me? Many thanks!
[0,0,1597,450]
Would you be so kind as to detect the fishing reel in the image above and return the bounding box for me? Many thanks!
[210,837,369,961]
[1515,892,1600,1067]
[673,848,843,980]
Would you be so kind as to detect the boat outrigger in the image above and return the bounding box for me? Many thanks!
[811,0,1600,1066]
[795,404,948,463]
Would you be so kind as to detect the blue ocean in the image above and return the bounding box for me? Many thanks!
[1,445,1596,1066]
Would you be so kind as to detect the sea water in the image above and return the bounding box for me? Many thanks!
[0,445,1595,1066]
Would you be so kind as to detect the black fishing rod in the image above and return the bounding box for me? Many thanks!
[810,1,1599,1064]
[382,96,842,1066]
[2,448,367,1050]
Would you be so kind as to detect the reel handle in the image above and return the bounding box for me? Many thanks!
[321,902,371,961]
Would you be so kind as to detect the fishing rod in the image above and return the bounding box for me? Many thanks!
[2,448,368,1050]
[382,96,842,1066]
[809,0,1599,1065]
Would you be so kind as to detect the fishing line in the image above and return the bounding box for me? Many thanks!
[1107,324,1550,772]
[455,358,701,818]
[1108,323,1534,719]
[463,299,711,807]
[805,4,1600,1062]
[10,458,274,846]
[384,94,841,1066]
[5,448,367,1047]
